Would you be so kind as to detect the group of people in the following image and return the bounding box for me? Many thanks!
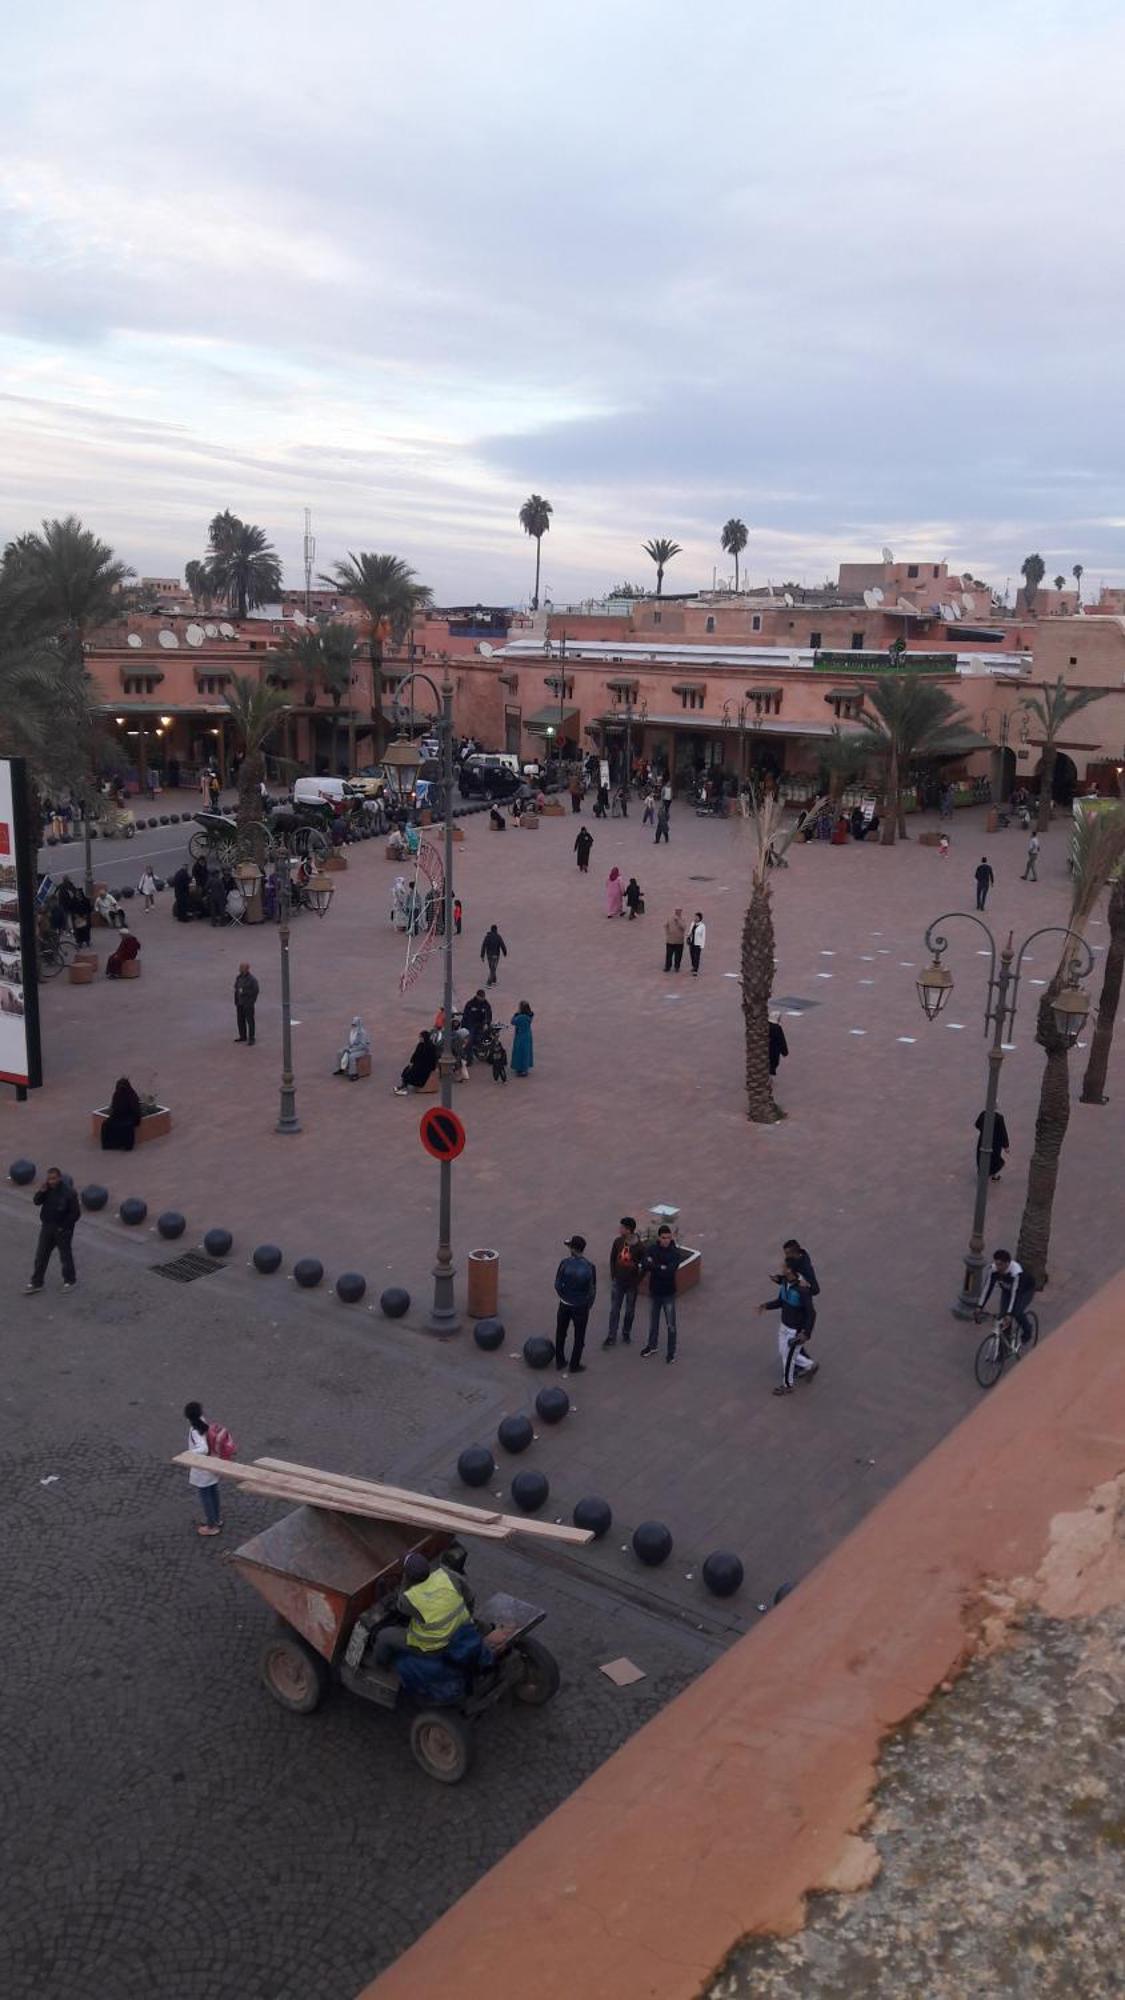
[552,1219,690,1372]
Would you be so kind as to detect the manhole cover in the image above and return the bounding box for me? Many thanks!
[772,996,820,1012]
[687,875,716,881]
[151,1250,227,1283]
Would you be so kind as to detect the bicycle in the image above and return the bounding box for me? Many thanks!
[37,930,76,981]
[973,1306,1039,1389]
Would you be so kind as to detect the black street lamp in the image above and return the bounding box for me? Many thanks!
[917,915,1093,1315]
[268,814,335,1136]
[382,670,460,1333]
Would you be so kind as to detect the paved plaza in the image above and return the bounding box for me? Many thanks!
[3,794,1120,1995]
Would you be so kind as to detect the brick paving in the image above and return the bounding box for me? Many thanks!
[2,797,1120,1993]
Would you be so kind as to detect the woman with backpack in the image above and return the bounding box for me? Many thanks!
[184,1400,224,1536]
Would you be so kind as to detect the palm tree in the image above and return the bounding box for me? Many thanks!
[319,622,358,773]
[858,677,972,845]
[1020,552,1046,615]
[1080,862,1125,1104]
[1072,562,1084,607]
[720,519,749,592]
[224,675,289,829]
[184,559,212,610]
[817,725,872,803]
[1019,676,1108,833]
[740,790,826,1123]
[322,554,432,762]
[204,512,282,621]
[1053,573,1066,596]
[1016,807,1125,1283]
[642,538,683,597]
[0,516,132,669]
[518,495,553,610]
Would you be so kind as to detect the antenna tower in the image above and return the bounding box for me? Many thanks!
[303,507,316,617]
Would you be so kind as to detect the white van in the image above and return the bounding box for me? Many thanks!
[292,777,365,808]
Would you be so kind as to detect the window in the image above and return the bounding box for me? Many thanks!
[677,688,706,711]
[809,631,822,649]
[826,691,862,720]
[653,612,662,626]
[851,631,864,649]
[932,566,940,579]
[197,673,232,695]
[705,615,715,634]
[752,614,762,633]
[1069,655,1078,666]
[748,689,782,717]
[907,564,919,579]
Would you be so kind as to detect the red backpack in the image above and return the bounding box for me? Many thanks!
[206,1421,238,1462]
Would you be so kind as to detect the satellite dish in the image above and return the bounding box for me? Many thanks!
[204,622,219,637]
[870,584,884,604]
[783,592,795,607]
[478,640,495,658]
[882,546,894,564]
[291,608,307,628]
[962,593,976,612]
[949,602,962,620]
[157,629,179,650]
[863,589,878,610]
[219,622,235,639]
[127,633,143,650]
[896,596,914,611]
[185,624,204,647]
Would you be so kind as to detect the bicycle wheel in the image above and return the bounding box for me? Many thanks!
[38,944,63,981]
[974,1330,1005,1390]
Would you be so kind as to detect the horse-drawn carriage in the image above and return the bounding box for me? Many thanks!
[189,806,331,870]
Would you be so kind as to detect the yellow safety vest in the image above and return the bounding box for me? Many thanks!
[404,1570,471,1653]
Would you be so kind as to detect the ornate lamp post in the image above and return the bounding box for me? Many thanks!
[382,670,460,1332]
[269,813,335,1135]
[916,916,1093,1315]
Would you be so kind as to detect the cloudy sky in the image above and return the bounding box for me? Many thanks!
[2,0,1123,605]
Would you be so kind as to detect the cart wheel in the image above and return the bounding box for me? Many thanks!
[260,1633,329,1713]
[188,830,208,860]
[512,1636,561,1707]
[410,1710,474,1784]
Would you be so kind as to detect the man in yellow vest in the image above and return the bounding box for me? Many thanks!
[373,1552,472,1668]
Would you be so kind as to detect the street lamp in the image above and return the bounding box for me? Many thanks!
[383,672,460,1333]
[269,812,335,1136]
[917,915,1093,1315]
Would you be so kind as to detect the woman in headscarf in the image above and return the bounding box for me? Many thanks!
[625,876,644,920]
[101,1076,142,1150]
[604,866,624,919]
[106,931,141,978]
[335,1016,371,1081]
[510,1001,535,1077]
[393,1031,439,1096]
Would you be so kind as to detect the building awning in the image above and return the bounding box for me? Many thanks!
[524,705,579,731]
[748,687,783,700]
[671,682,707,696]
[606,677,641,696]
[94,701,230,717]
[634,713,865,739]
[824,688,864,701]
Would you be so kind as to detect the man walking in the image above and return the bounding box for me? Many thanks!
[975,856,994,910]
[664,908,686,973]
[25,1167,81,1294]
[640,1224,686,1363]
[783,1237,819,1334]
[1022,832,1040,882]
[654,798,671,844]
[758,1256,817,1395]
[554,1234,597,1374]
[603,1215,642,1347]
[234,961,259,1044]
[687,911,706,976]
[480,923,508,986]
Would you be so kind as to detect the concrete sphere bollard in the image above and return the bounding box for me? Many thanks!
[120,886,135,899]
[702,1550,744,1598]
[159,815,169,824]
[9,1159,36,1186]
[457,1445,495,1488]
[534,1385,570,1425]
[294,1257,324,1289]
[81,1184,109,1211]
[153,877,166,891]
[203,1228,233,1258]
[335,1271,367,1304]
[522,1334,554,1370]
[119,1197,148,1226]
[497,1413,534,1455]
[473,1316,505,1352]
[632,1520,673,1567]
[379,1286,410,1318]
[511,1469,549,1513]
[157,1211,186,1240]
[252,1244,283,1274]
[573,1496,612,1539]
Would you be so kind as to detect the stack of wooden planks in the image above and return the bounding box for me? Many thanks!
[169,1453,594,1546]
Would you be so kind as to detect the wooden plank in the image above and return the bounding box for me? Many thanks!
[234,1481,510,1540]
[239,1467,504,1535]
[253,1459,503,1526]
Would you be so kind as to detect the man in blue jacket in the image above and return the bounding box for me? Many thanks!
[554,1234,597,1374]
[640,1224,688,1364]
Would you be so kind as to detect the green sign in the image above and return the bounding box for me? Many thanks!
[813,652,948,675]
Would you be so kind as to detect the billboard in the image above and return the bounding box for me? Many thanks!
[0,758,44,1091]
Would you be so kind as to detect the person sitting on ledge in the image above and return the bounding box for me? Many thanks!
[393,1030,439,1096]
[489,806,507,831]
[100,1076,142,1150]
[335,1015,371,1081]
[95,889,127,930]
[106,931,140,979]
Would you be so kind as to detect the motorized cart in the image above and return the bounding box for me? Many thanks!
[173,1454,591,1784]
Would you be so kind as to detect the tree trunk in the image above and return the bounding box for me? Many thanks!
[734,552,740,592]
[1036,747,1056,834]
[880,745,898,846]
[656,567,664,597]
[533,538,541,612]
[236,750,263,831]
[1080,874,1125,1102]
[370,635,385,764]
[1015,990,1072,1286]
[741,876,782,1122]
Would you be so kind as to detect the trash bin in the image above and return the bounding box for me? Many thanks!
[467,1248,499,1319]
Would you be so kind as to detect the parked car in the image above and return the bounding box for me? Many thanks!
[458,755,524,800]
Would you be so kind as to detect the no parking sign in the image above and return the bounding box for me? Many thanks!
[419,1106,466,1161]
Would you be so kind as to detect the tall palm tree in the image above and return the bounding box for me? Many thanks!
[1053,573,1066,596]
[740,790,826,1123]
[0,516,132,668]
[817,725,872,803]
[1080,864,1125,1105]
[518,495,553,610]
[1016,807,1125,1283]
[319,622,358,773]
[224,675,289,829]
[204,512,282,621]
[184,559,212,610]
[1019,676,1108,833]
[322,554,432,762]
[720,518,748,592]
[1072,562,1084,607]
[642,538,683,597]
[1020,552,1045,615]
[858,676,971,845]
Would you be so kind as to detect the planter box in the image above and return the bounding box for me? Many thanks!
[540,800,566,817]
[519,814,540,830]
[90,1106,172,1145]
[120,958,141,978]
[324,854,348,872]
[68,962,96,985]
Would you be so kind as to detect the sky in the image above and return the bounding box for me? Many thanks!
[2,0,1124,607]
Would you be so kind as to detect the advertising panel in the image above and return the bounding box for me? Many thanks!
[0,758,44,1090]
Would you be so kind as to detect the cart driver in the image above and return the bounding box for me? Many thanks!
[372,1553,474,1669]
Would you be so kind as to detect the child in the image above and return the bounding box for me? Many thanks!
[138,866,157,910]
[938,834,950,859]
[453,897,463,936]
